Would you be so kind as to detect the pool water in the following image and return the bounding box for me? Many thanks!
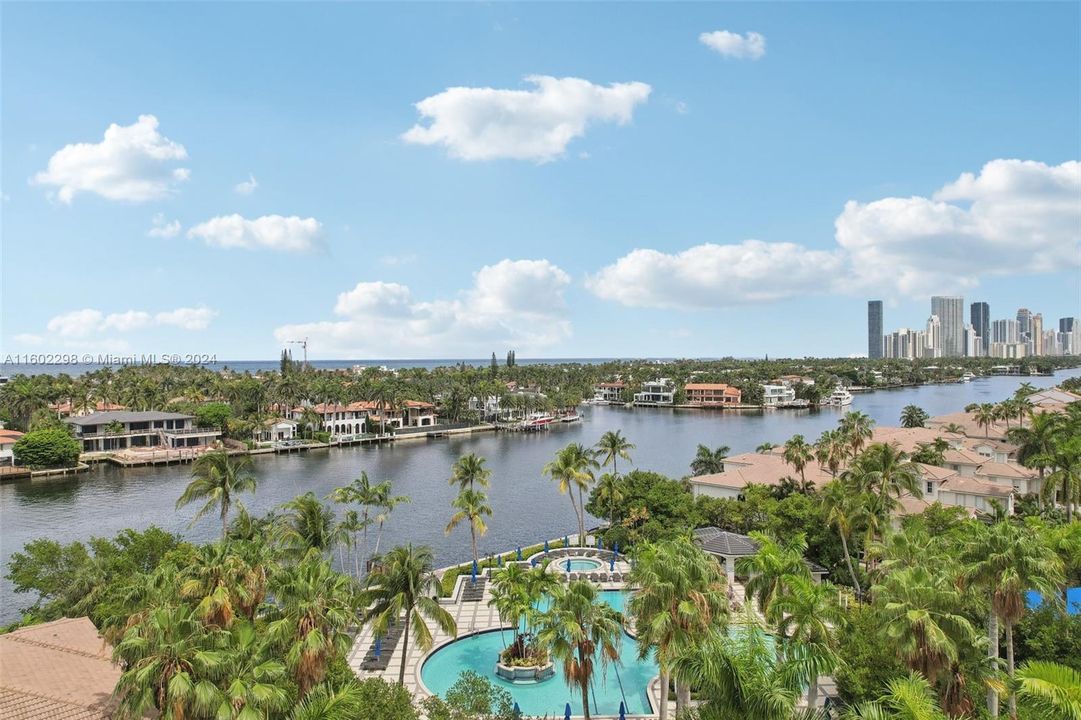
[559,558,604,572]
[421,590,655,716]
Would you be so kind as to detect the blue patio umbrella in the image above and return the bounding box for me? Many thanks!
[565,559,571,573]
[619,701,627,720]
[373,636,382,658]
[531,557,538,567]
[544,540,550,553]
[564,534,569,547]
[597,536,603,549]
[471,559,478,584]
[513,702,521,718]
[498,555,504,567]
[614,542,620,556]
[610,554,616,572]
[516,546,522,561]
[564,702,572,720]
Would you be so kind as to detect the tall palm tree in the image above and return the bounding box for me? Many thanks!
[488,563,532,659]
[783,435,815,490]
[1045,436,1081,522]
[595,429,635,475]
[543,443,598,546]
[449,453,492,491]
[177,542,251,628]
[1007,411,1063,509]
[821,480,863,596]
[113,604,225,719]
[328,472,388,577]
[901,405,930,429]
[278,493,339,556]
[756,442,778,454]
[736,532,810,616]
[772,575,844,709]
[840,411,876,456]
[267,551,358,696]
[176,451,258,539]
[974,403,998,438]
[538,580,623,720]
[593,473,625,530]
[857,442,924,509]
[371,490,410,560]
[963,519,1064,718]
[1013,661,1081,720]
[363,544,457,686]
[815,429,849,477]
[874,565,981,688]
[445,488,492,576]
[691,444,730,475]
[629,537,728,720]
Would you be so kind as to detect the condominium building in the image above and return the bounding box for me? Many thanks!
[1016,308,1033,341]
[992,318,1018,345]
[970,301,990,355]
[931,296,964,357]
[1032,313,1044,356]
[964,324,981,358]
[868,300,883,359]
[925,315,941,358]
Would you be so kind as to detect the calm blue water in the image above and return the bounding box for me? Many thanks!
[421,590,655,716]
[2,369,1078,623]
[562,559,604,572]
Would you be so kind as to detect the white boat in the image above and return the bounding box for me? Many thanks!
[828,386,853,407]
[521,412,556,429]
[558,411,581,423]
[961,371,975,382]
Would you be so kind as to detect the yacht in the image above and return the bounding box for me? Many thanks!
[520,412,556,429]
[828,385,853,407]
[961,371,976,382]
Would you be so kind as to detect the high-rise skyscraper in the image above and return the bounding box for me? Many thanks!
[1061,317,1077,334]
[931,296,964,357]
[1017,308,1033,342]
[925,315,942,358]
[970,302,990,355]
[992,318,1018,344]
[1032,314,1043,356]
[868,300,883,359]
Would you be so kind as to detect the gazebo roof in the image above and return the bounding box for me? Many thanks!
[693,526,828,574]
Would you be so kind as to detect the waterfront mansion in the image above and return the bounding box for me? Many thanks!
[290,400,437,437]
[67,411,221,453]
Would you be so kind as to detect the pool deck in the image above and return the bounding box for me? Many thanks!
[348,547,752,718]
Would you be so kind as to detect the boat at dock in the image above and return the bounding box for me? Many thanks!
[827,385,853,407]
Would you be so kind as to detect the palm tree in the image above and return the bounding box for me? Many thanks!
[1045,436,1081,522]
[901,405,930,429]
[840,411,876,456]
[593,472,625,531]
[1007,411,1063,509]
[113,604,225,719]
[328,472,388,577]
[1013,661,1081,720]
[842,673,949,720]
[736,532,810,616]
[537,580,623,720]
[543,443,598,546]
[629,537,728,719]
[595,429,635,475]
[771,575,844,709]
[488,563,532,660]
[449,453,491,491]
[974,403,998,438]
[815,429,849,477]
[445,488,492,577]
[756,442,778,454]
[963,519,1064,718]
[287,682,370,720]
[217,620,291,719]
[363,544,457,686]
[176,451,258,539]
[941,422,965,434]
[783,435,815,491]
[177,542,251,628]
[669,614,804,720]
[691,444,730,475]
[371,490,410,560]
[874,565,981,688]
[267,552,357,696]
[857,442,924,510]
[278,493,339,556]
[821,480,863,597]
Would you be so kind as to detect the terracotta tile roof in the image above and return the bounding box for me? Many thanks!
[917,463,958,481]
[927,412,1009,440]
[596,381,624,388]
[692,452,834,490]
[0,429,25,442]
[0,617,120,719]
[944,447,987,466]
[870,426,962,453]
[976,461,1036,480]
[684,383,740,393]
[941,474,1014,497]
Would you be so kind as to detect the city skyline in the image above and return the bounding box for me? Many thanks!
[2,2,1079,360]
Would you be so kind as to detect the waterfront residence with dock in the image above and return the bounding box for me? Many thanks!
[67,411,221,453]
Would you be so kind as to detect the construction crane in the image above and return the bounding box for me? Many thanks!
[287,338,309,368]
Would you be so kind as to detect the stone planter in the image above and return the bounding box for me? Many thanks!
[495,659,555,682]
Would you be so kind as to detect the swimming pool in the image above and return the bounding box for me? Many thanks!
[420,590,655,716]
[557,558,604,572]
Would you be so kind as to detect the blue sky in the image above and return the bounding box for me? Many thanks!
[2,2,1079,361]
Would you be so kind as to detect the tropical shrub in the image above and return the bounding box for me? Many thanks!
[12,428,80,468]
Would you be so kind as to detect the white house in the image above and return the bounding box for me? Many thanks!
[255,419,298,444]
[593,381,625,404]
[66,411,220,453]
[762,383,796,406]
[633,379,675,405]
[0,429,24,466]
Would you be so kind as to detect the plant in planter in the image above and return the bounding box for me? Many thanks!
[489,564,559,675]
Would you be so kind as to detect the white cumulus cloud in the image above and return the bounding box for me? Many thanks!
[589,159,1080,308]
[234,173,259,195]
[32,115,189,203]
[402,75,652,162]
[275,259,572,356]
[187,214,323,252]
[35,306,217,345]
[699,30,767,60]
[148,212,181,238]
[587,241,843,309]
